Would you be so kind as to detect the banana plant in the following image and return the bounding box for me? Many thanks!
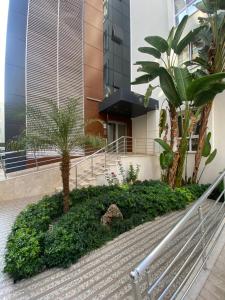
[184,0,225,183]
[132,14,225,187]
[198,132,217,183]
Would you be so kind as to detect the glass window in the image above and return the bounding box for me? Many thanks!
[178,111,200,152]
[174,0,199,25]
[174,0,186,15]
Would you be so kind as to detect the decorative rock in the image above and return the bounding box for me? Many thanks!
[101,204,123,226]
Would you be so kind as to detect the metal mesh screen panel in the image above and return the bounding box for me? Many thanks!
[26,0,84,135]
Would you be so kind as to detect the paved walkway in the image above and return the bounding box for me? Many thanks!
[197,243,225,300]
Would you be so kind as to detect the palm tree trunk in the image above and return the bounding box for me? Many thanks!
[169,104,178,150]
[175,137,188,187]
[192,102,212,183]
[61,151,70,213]
[167,104,179,186]
[168,152,180,187]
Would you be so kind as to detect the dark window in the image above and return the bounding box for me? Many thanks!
[112,24,123,44]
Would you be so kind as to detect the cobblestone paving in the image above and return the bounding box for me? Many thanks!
[197,243,225,300]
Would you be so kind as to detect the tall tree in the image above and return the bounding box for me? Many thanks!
[132,15,225,187]
[190,0,225,182]
[25,98,103,212]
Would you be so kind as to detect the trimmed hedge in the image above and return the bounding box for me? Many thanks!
[4,181,208,281]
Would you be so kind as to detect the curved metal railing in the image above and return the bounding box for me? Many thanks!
[130,170,225,300]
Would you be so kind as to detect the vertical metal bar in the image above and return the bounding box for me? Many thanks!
[0,154,7,179]
[34,152,38,170]
[105,147,107,170]
[75,165,78,188]
[134,138,136,154]
[131,277,142,300]
[91,156,93,177]
[124,137,126,155]
[146,138,148,154]
[223,175,225,203]
[198,206,207,270]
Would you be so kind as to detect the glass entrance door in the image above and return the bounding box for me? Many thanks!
[107,122,127,152]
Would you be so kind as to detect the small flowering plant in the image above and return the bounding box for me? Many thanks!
[105,171,120,186]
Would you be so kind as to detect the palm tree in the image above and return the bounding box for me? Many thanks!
[25,98,104,213]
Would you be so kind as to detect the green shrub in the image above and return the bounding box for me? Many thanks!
[5,180,196,281]
[185,184,209,200]
[4,194,63,281]
[175,187,195,203]
[4,228,45,281]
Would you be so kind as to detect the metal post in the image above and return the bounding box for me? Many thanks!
[124,137,126,155]
[131,277,142,300]
[91,157,93,177]
[75,166,78,188]
[0,154,7,179]
[34,152,38,170]
[223,175,225,203]
[134,138,136,154]
[198,206,207,270]
[104,145,107,170]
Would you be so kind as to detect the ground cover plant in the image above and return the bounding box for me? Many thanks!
[4,181,209,281]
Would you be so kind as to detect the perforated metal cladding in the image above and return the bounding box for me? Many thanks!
[26,0,84,135]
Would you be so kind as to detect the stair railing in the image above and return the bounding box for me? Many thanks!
[69,136,158,188]
[130,170,225,300]
[0,136,157,181]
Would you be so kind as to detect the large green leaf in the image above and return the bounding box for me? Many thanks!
[131,74,151,85]
[172,15,188,50]
[135,61,160,72]
[155,138,171,152]
[202,132,212,157]
[193,82,225,106]
[196,0,225,13]
[144,36,168,53]
[174,67,192,101]
[138,47,161,59]
[144,84,157,107]
[175,27,204,55]
[184,57,209,68]
[167,27,175,55]
[160,151,173,169]
[159,67,182,107]
[159,109,167,137]
[205,149,217,165]
[187,72,225,100]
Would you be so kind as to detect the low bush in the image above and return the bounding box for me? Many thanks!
[4,181,205,281]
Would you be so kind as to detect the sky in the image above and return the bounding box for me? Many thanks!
[0,0,9,143]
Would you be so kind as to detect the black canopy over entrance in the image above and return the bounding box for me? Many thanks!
[99,88,159,118]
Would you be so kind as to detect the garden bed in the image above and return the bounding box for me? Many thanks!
[4,181,210,281]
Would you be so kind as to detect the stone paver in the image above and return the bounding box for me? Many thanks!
[197,243,225,300]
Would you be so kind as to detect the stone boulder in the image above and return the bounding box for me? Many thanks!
[101,204,123,226]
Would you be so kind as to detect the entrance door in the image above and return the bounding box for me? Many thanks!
[107,122,127,152]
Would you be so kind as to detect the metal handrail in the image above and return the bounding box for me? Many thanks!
[130,169,225,299]
[0,136,157,181]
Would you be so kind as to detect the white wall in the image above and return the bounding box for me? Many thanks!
[130,0,172,143]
